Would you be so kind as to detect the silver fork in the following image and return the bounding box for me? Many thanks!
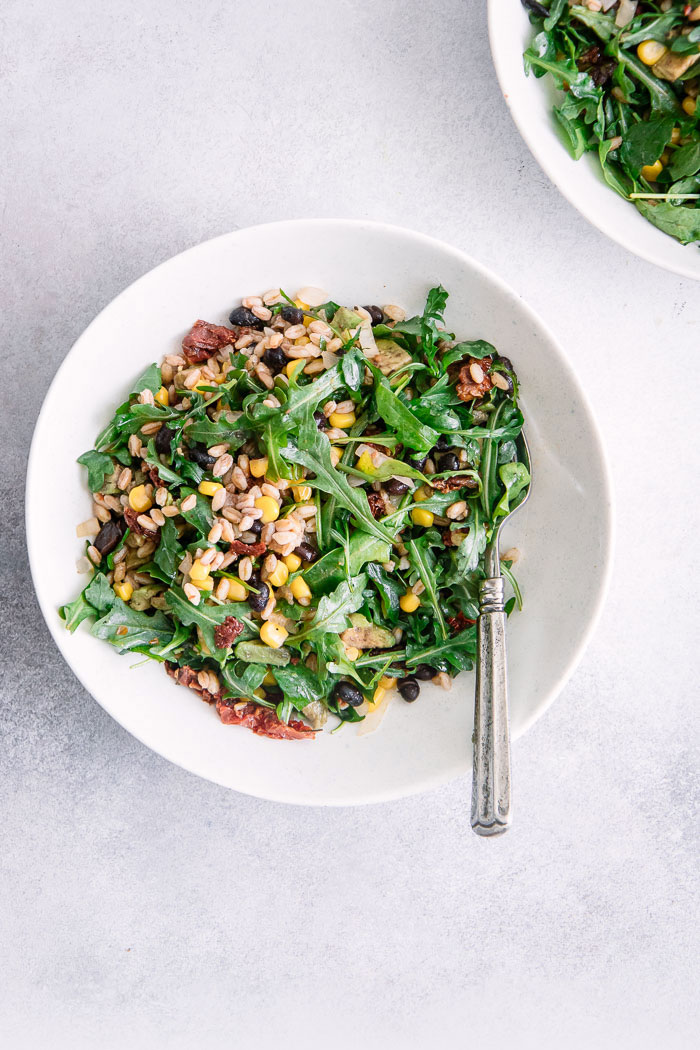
[471,431,531,837]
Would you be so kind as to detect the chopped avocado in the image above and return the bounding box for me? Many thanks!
[340,613,396,649]
[302,700,328,730]
[332,306,364,332]
[235,640,291,666]
[374,338,412,376]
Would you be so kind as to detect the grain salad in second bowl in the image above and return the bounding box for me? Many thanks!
[60,285,529,740]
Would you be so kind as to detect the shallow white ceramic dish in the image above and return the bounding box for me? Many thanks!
[27,219,613,805]
[489,0,700,282]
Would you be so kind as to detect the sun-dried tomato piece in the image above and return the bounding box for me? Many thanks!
[213,615,244,650]
[165,662,219,704]
[367,492,386,520]
[229,539,267,557]
[447,611,476,634]
[216,700,315,740]
[182,319,239,363]
[123,506,160,539]
[431,475,477,493]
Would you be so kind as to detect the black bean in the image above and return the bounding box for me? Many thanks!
[93,518,123,556]
[155,424,175,456]
[439,453,460,472]
[413,664,436,681]
[229,305,265,330]
[498,356,514,372]
[384,478,409,495]
[247,581,270,612]
[435,434,449,451]
[398,677,420,702]
[263,687,284,703]
[294,541,317,564]
[248,519,262,536]
[407,454,428,471]
[362,305,384,326]
[334,680,364,707]
[313,410,327,430]
[189,443,216,470]
[262,345,286,372]
[280,305,304,326]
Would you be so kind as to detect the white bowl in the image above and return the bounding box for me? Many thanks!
[26,219,613,805]
[489,0,700,281]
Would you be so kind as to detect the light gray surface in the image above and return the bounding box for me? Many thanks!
[1,1,698,1047]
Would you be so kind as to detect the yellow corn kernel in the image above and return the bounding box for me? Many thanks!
[292,484,312,502]
[302,314,314,328]
[344,645,361,662]
[260,621,289,648]
[249,457,268,478]
[413,485,431,502]
[355,451,375,474]
[254,495,280,523]
[215,373,228,384]
[263,669,277,686]
[193,576,214,591]
[189,559,210,583]
[330,446,342,467]
[682,96,696,116]
[399,592,421,613]
[285,359,305,380]
[294,336,311,345]
[380,676,397,690]
[254,688,266,700]
[267,562,289,588]
[284,553,302,572]
[294,299,309,310]
[155,385,169,407]
[128,484,152,513]
[641,159,664,181]
[637,39,667,66]
[328,410,356,429]
[660,149,672,166]
[671,126,681,145]
[411,507,434,528]
[228,580,247,602]
[290,576,312,601]
[113,581,133,601]
[198,480,224,497]
[371,686,387,706]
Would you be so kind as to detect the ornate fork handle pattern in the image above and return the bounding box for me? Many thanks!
[471,575,512,836]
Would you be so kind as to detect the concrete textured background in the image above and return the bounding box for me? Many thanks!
[1,1,698,1047]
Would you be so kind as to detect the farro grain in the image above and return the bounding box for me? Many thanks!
[93,503,111,523]
[150,508,166,527]
[87,545,101,565]
[446,500,467,520]
[184,582,201,605]
[221,507,241,523]
[383,304,406,323]
[137,514,158,532]
[208,522,223,544]
[251,305,272,321]
[184,369,202,389]
[161,504,180,517]
[117,467,132,490]
[180,494,197,513]
[140,421,161,436]
[200,548,216,566]
[238,557,253,581]
[215,578,230,601]
[211,488,227,512]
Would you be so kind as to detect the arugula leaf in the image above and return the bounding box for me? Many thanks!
[166,587,254,662]
[393,285,451,375]
[291,574,367,644]
[152,517,181,583]
[84,572,117,613]
[405,628,476,673]
[494,463,530,518]
[77,450,114,492]
[273,664,327,711]
[620,116,675,177]
[178,488,214,538]
[234,640,291,666]
[142,440,188,487]
[303,532,392,594]
[59,590,98,632]
[365,562,403,620]
[441,340,497,370]
[406,538,447,640]
[185,415,248,448]
[368,363,440,453]
[668,142,700,181]
[220,661,268,702]
[130,363,162,396]
[281,416,395,544]
[455,507,487,575]
[341,352,363,392]
[91,601,174,652]
[634,199,700,244]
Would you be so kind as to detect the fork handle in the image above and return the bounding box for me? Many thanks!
[471,576,512,836]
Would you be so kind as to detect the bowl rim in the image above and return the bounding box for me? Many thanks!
[487,0,700,283]
[26,218,615,803]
